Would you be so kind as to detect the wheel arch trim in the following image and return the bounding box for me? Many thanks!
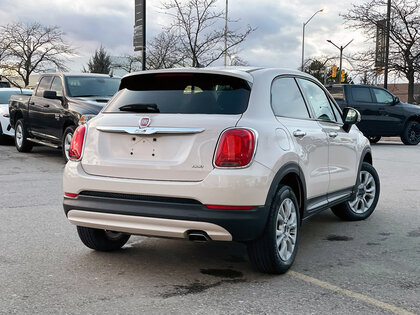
[264,162,307,220]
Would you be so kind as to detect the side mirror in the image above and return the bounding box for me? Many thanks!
[43,90,62,101]
[342,107,361,133]
[393,96,400,105]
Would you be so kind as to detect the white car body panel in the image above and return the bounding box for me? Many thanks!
[0,88,32,137]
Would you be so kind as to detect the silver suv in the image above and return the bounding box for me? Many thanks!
[63,68,380,274]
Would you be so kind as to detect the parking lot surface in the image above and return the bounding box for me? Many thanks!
[1,141,419,314]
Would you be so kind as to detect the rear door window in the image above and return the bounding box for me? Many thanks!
[271,77,310,119]
[351,87,373,103]
[104,73,251,115]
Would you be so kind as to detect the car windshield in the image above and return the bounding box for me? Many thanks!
[0,90,32,104]
[104,73,251,115]
[65,76,120,98]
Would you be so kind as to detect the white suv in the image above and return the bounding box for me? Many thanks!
[63,68,380,274]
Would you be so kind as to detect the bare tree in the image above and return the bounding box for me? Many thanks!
[161,0,254,67]
[112,54,142,73]
[146,31,186,69]
[0,22,75,87]
[342,0,420,102]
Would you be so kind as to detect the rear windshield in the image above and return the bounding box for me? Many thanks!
[103,73,251,114]
[65,76,120,98]
[326,85,346,101]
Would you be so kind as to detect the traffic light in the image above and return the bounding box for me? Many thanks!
[341,70,346,83]
[332,65,337,78]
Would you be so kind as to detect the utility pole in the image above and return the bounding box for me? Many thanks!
[142,0,146,71]
[327,39,353,84]
[384,0,391,89]
[224,0,228,66]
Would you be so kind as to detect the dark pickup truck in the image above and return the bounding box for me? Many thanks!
[327,84,420,145]
[9,73,120,161]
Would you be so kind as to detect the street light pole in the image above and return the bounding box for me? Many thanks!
[301,9,324,71]
[224,0,228,67]
[327,39,353,84]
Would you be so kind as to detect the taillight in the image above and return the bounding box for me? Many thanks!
[214,128,256,168]
[68,125,86,161]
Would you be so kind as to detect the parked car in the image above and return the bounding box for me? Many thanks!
[0,88,32,144]
[63,68,380,274]
[327,84,420,145]
[9,73,120,161]
[0,81,11,88]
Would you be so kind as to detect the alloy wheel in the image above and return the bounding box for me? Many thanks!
[16,123,23,148]
[276,198,297,261]
[349,171,376,214]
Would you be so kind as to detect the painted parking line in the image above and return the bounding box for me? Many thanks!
[288,271,416,315]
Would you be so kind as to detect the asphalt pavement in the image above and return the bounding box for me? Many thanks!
[0,140,419,314]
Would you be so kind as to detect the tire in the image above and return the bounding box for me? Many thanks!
[331,162,380,221]
[77,226,130,251]
[401,121,420,145]
[62,126,76,162]
[247,185,300,274]
[0,124,8,145]
[14,119,33,152]
[367,136,381,144]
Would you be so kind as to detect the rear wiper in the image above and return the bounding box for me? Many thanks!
[119,103,160,113]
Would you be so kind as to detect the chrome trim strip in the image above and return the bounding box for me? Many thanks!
[96,126,205,135]
[67,210,232,241]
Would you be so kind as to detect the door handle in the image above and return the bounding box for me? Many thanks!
[43,104,50,108]
[293,130,306,138]
[328,132,338,138]
[29,102,35,106]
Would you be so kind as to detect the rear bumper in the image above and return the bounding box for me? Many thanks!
[63,194,269,242]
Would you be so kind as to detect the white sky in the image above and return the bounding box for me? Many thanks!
[0,0,380,82]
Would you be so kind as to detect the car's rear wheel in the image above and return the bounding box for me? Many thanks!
[331,162,380,221]
[77,226,130,251]
[401,121,420,145]
[367,136,381,144]
[62,126,76,162]
[14,119,33,152]
[247,185,300,274]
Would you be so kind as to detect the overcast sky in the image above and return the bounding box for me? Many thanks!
[0,0,372,80]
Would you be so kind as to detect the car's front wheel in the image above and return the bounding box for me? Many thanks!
[331,162,380,221]
[401,121,420,145]
[62,126,76,162]
[367,136,381,144]
[77,226,130,251]
[247,185,300,274]
[14,119,33,152]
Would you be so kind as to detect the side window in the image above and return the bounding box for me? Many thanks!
[297,79,336,122]
[372,88,394,104]
[271,77,310,119]
[35,76,53,97]
[50,76,64,97]
[351,87,372,103]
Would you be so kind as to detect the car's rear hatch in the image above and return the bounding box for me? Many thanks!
[81,71,252,181]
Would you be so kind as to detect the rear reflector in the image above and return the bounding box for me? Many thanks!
[205,205,254,210]
[64,192,78,198]
[68,125,86,161]
[214,128,256,167]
